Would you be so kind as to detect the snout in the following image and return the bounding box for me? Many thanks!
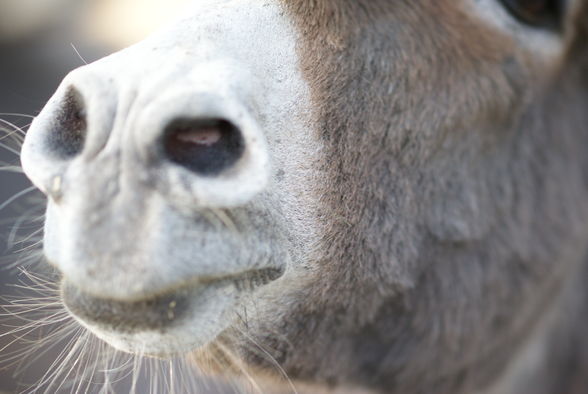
[20,59,283,353]
[23,60,279,294]
[19,0,313,356]
[22,64,270,211]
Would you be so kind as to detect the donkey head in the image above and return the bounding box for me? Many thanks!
[20,0,588,392]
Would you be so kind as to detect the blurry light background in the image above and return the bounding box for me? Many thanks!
[0,1,238,392]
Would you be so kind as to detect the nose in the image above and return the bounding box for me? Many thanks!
[21,64,269,209]
[43,87,87,161]
[163,117,245,176]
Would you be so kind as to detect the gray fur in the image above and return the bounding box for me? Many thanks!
[239,1,588,393]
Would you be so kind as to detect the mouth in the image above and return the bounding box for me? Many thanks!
[61,267,283,356]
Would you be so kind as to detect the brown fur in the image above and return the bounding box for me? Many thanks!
[211,1,588,393]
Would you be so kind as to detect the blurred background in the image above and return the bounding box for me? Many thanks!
[0,1,241,392]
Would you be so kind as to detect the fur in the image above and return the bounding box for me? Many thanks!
[228,1,588,393]
[14,1,588,393]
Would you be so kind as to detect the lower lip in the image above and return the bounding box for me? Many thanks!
[62,281,195,334]
[61,267,284,334]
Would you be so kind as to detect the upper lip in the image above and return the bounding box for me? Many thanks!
[61,267,283,333]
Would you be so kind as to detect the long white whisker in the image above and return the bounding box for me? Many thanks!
[43,330,89,393]
[0,165,24,173]
[23,326,83,393]
[214,339,262,394]
[0,141,21,156]
[6,210,44,249]
[129,352,142,394]
[0,116,29,132]
[71,43,89,65]
[0,186,37,213]
[0,113,36,119]
[236,327,298,394]
[0,128,26,143]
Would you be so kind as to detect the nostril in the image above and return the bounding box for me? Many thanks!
[163,118,245,176]
[48,87,87,158]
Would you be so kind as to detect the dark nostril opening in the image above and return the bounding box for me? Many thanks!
[47,87,87,158]
[163,118,245,176]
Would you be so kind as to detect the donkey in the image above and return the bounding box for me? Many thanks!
[13,0,588,392]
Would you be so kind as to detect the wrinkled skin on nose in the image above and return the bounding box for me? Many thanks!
[21,0,321,356]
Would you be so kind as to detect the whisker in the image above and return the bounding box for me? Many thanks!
[235,327,298,394]
[2,325,77,380]
[41,330,88,393]
[54,332,93,394]
[210,208,239,234]
[0,186,37,213]
[18,326,83,393]
[0,165,24,173]
[129,352,143,394]
[0,116,29,133]
[8,224,43,251]
[9,239,44,255]
[0,141,21,156]
[214,340,262,394]
[0,113,36,119]
[10,323,79,372]
[71,43,89,65]
[0,128,26,143]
